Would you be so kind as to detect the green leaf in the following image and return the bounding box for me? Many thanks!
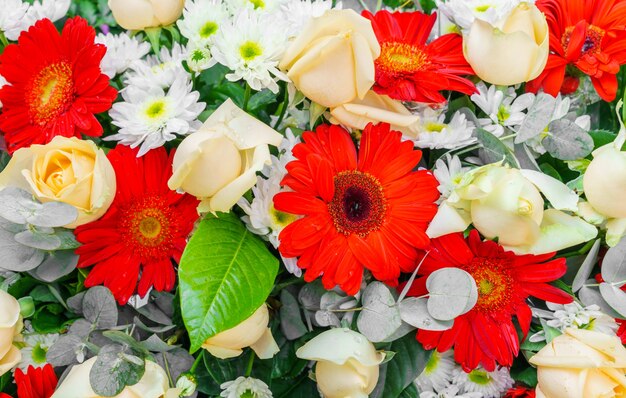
[476,128,518,167]
[399,383,418,398]
[90,344,145,396]
[544,119,594,160]
[179,213,279,352]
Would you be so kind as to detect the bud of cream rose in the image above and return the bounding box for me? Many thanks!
[0,136,116,228]
[463,2,549,85]
[0,290,22,376]
[108,0,184,30]
[329,91,420,137]
[530,328,626,398]
[279,9,381,108]
[202,304,279,360]
[51,357,170,398]
[583,144,626,219]
[168,99,283,213]
[296,328,385,398]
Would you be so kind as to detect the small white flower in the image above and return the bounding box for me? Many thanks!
[433,154,471,201]
[96,32,151,79]
[416,350,456,393]
[186,44,217,73]
[451,366,514,398]
[212,9,289,93]
[177,0,228,48]
[224,0,286,14]
[436,0,529,31]
[471,82,534,137]
[529,302,619,342]
[414,108,476,150]
[17,322,59,371]
[125,43,188,89]
[27,0,70,23]
[280,0,335,38]
[420,386,482,398]
[0,0,29,41]
[107,76,205,156]
[220,376,273,398]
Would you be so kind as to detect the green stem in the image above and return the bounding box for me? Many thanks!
[273,84,290,130]
[245,351,255,377]
[375,0,383,11]
[144,27,162,59]
[190,350,204,374]
[357,0,370,12]
[0,31,8,50]
[243,84,252,112]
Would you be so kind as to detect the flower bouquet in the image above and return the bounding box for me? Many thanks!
[1,0,626,397]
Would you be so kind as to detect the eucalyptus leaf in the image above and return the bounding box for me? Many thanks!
[572,239,601,292]
[476,128,518,167]
[515,93,557,143]
[29,201,78,228]
[426,268,478,321]
[14,229,62,250]
[544,119,594,160]
[47,334,85,366]
[83,286,118,329]
[29,250,79,283]
[54,229,81,250]
[601,236,626,286]
[579,283,623,319]
[280,289,307,340]
[514,144,541,171]
[90,344,145,396]
[0,187,39,224]
[0,226,44,271]
[398,297,453,331]
[599,283,626,318]
[154,348,195,383]
[357,282,403,342]
[179,213,279,352]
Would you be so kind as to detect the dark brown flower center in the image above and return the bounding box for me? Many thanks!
[561,25,605,57]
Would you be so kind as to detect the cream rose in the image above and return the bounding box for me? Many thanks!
[168,99,283,213]
[329,91,420,137]
[51,357,170,398]
[296,328,385,398]
[463,2,549,85]
[108,0,184,31]
[279,9,381,108]
[0,136,116,228]
[530,329,626,398]
[427,163,597,254]
[0,290,22,377]
[202,303,279,360]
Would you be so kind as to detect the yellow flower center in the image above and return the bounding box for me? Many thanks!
[249,0,265,9]
[425,122,446,133]
[270,205,298,229]
[145,100,168,120]
[377,42,431,75]
[465,257,513,313]
[199,21,218,38]
[27,61,74,127]
[239,41,263,62]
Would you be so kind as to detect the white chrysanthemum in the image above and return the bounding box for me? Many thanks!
[238,131,301,275]
[280,0,335,38]
[471,82,534,137]
[107,76,205,156]
[125,43,187,89]
[224,0,286,14]
[212,9,289,93]
[452,366,514,398]
[433,154,471,201]
[177,0,228,47]
[529,302,619,342]
[416,350,456,393]
[186,44,217,73]
[220,376,273,398]
[17,322,59,371]
[96,33,151,79]
[27,0,70,22]
[413,109,476,150]
[0,0,29,41]
[420,386,482,398]
[436,0,529,30]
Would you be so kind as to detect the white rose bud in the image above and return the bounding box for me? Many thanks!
[0,290,22,376]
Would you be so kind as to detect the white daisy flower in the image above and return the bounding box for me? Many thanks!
[26,0,71,23]
[17,322,59,371]
[0,0,29,41]
[220,376,273,398]
[529,302,619,342]
[107,76,205,156]
[125,43,188,89]
[96,33,151,79]
[186,44,217,73]
[177,0,228,48]
[420,386,482,398]
[413,108,476,150]
[416,350,456,393]
[451,366,514,398]
[436,0,529,31]
[212,9,289,93]
[224,0,286,14]
[280,0,335,38]
[471,82,535,137]
[433,154,471,201]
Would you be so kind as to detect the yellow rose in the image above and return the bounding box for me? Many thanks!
[279,9,381,108]
[296,328,384,398]
[168,99,283,213]
[530,329,626,398]
[427,163,597,254]
[0,136,116,228]
[329,91,420,137]
[0,290,22,377]
[463,2,549,85]
[51,357,170,398]
[108,0,184,30]
[202,304,279,359]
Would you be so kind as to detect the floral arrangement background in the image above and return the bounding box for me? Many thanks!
[1,0,626,397]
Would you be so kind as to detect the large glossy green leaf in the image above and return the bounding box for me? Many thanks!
[179,213,279,353]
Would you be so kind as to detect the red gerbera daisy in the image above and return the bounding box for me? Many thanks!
[75,145,199,305]
[274,122,440,295]
[362,10,476,104]
[0,17,117,153]
[405,231,572,372]
[526,0,626,101]
[505,386,537,398]
[2,365,58,398]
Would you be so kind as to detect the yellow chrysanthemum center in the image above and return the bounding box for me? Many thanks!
[270,205,298,229]
[240,41,263,62]
[199,21,218,38]
[120,196,175,261]
[377,42,430,74]
[465,257,513,313]
[27,61,74,126]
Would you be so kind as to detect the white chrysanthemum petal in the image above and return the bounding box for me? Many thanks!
[125,43,188,89]
[414,109,476,150]
[433,154,471,201]
[96,33,151,78]
[0,0,29,41]
[416,350,456,393]
[220,376,273,398]
[452,366,514,398]
[17,322,59,371]
[280,0,336,38]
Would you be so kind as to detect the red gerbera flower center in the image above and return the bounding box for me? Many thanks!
[26,61,75,126]
[561,25,605,57]
[377,42,430,74]
[119,196,174,261]
[328,171,387,237]
[464,256,513,313]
